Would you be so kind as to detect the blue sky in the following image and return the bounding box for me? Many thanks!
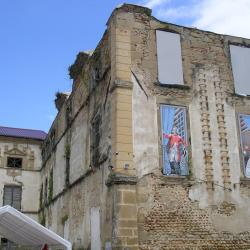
[0,0,249,132]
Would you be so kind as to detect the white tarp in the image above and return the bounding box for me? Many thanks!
[0,206,71,250]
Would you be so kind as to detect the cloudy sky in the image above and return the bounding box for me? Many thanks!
[143,0,250,38]
[0,0,249,132]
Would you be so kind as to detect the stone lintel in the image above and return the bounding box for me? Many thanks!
[106,173,137,187]
[110,80,133,93]
[154,81,191,90]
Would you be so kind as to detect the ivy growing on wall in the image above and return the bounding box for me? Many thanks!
[48,169,53,203]
[61,214,69,225]
[39,184,43,210]
[39,211,46,226]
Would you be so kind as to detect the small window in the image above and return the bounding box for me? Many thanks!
[1,238,16,249]
[238,114,250,177]
[230,45,250,95]
[160,105,188,175]
[156,30,184,85]
[3,186,22,210]
[7,157,22,168]
[66,100,72,126]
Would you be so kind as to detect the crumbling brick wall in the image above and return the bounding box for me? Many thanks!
[137,174,250,250]
[114,4,250,250]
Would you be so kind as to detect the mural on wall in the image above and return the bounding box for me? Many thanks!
[161,105,188,175]
[239,114,250,177]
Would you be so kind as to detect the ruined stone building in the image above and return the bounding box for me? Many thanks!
[2,3,250,249]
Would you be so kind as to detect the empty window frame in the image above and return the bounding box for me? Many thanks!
[7,157,22,168]
[156,30,184,85]
[238,114,250,178]
[160,105,188,175]
[3,185,22,210]
[230,45,250,95]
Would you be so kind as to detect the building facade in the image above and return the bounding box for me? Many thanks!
[0,126,46,248]
[2,3,250,250]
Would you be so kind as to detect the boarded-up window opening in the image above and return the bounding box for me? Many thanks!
[156,30,184,85]
[230,45,250,95]
[91,207,101,250]
[3,186,22,210]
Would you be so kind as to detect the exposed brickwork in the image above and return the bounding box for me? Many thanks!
[138,175,250,249]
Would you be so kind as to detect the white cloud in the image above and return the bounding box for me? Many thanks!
[144,0,250,39]
[156,5,199,22]
[142,0,170,9]
[192,0,250,38]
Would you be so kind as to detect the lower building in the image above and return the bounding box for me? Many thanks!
[0,126,46,248]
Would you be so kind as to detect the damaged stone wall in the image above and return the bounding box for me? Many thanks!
[37,3,250,249]
[40,28,114,249]
[117,3,250,249]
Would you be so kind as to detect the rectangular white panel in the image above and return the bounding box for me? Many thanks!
[230,45,250,95]
[91,207,101,250]
[156,30,184,85]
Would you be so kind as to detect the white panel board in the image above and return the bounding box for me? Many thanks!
[91,207,101,250]
[230,45,250,95]
[63,219,69,241]
[156,30,184,85]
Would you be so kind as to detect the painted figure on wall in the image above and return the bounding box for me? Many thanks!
[239,114,250,177]
[163,126,186,175]
[161,105,188,175]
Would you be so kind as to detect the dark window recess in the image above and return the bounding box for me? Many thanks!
[50,129,56,148]
[91,115,101,167]
[65,157,70,186]
[7,157,22,168]
[44,178,48,205]
[41,148,46,161]
[3,186,22,210]
[66,101,72,126]
[39,183,43,208]
[1,238,16,249]
[48,169,53,201]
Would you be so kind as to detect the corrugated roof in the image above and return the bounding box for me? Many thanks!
[0,126,47,140]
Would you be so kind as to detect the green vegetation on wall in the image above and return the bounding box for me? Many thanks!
[48,169,53,202]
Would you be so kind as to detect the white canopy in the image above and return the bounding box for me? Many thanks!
[0,206,71,250]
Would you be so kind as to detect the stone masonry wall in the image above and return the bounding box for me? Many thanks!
[113,4,250,250]
[39,28,114,249]
[38,4,250,249]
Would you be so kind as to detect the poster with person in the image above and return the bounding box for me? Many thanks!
[239,114,250,178]
[160,105,188,176]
